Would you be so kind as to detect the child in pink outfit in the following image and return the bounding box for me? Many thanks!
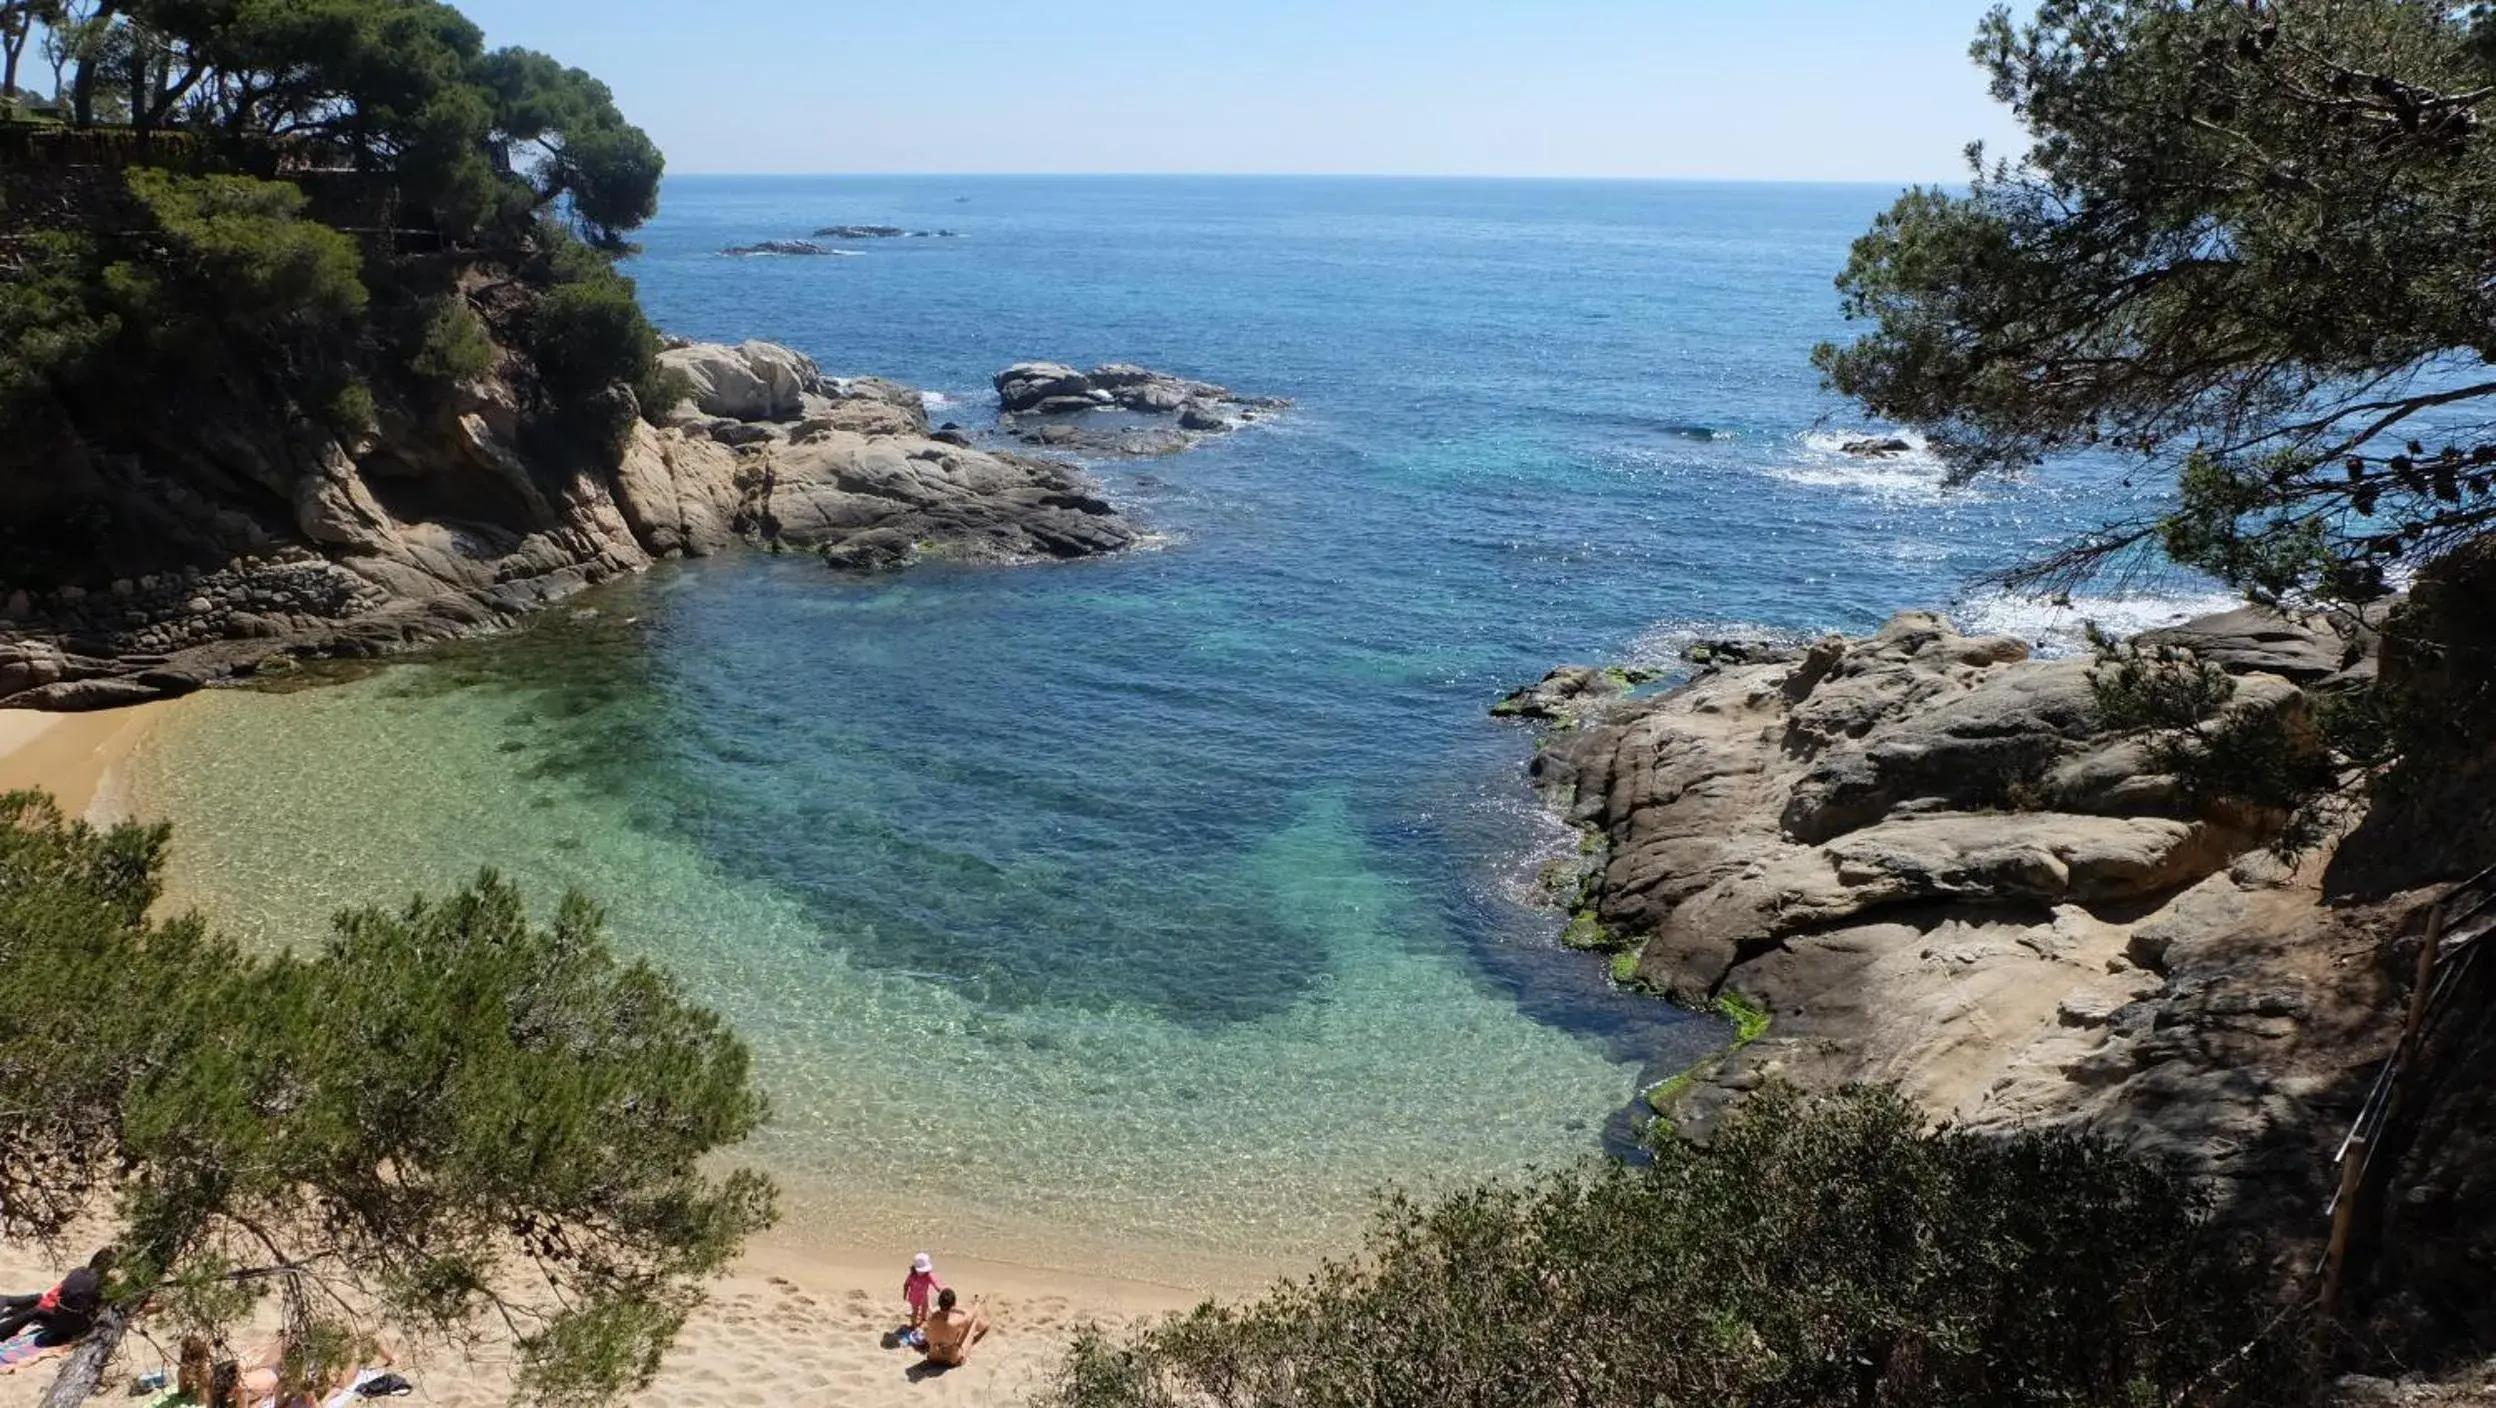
[903,1253,945,1330]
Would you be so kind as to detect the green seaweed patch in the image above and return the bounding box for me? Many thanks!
[238,652,389,694]
[1559,909,1615,951]
[1644,1063,1704,1117]
[1639,990,1774,1136]
[1608,949,1644,987]
[1716,990,1771,1045]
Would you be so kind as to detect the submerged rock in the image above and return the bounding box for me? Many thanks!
[1839,436,1914,457]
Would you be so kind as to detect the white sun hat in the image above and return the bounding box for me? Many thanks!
[911,1253,933,1274]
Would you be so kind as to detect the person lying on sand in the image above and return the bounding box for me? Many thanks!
[234,1333,403,1408]
[0,1249,111,1347]
[920,1288,989,1367]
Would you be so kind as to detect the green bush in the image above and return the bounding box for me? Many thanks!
[522,234,675,448]
[529,274,652,402]
[2087,630,2348,854]
[0,790,777,1406]
[410,293,498,382]
[0,228,118,417]
[1039,1085,2302,1408]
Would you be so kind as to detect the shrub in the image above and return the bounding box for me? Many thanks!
[2087,629,2350,855]
[0,790,777,1407]
[410,293,498,383]
[529,273,653,403]
[123,168,369,331]
[1038,1085,2303,1408]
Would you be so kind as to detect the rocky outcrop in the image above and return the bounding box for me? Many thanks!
[811,225,958,239]
[721,240,840,257]
[1521,606,2405,1210]
[0,340,1147,709]
[990,362,1288,455]
[1490,665,1657,722]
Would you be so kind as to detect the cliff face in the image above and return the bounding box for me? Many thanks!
[0,341,1137,710]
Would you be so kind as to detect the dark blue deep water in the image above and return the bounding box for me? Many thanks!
[136,178,2228,1281]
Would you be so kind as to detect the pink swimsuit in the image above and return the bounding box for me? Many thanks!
[903,1269,943,1314]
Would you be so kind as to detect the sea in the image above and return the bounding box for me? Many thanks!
[118,176,2235,1288]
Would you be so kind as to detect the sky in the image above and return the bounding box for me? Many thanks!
[446,0,2028,181]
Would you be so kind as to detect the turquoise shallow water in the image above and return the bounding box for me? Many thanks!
[122,177,2228,1285]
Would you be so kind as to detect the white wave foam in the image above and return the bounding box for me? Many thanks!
[1798,428,1931,458]
[919,390,950,408]
[1952,588,2243,657]
[1764,429,1963,502]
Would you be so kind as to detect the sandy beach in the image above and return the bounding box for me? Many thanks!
[0,702,1229,1408]
[0,704,175,821]
[0,1232,1204,1408]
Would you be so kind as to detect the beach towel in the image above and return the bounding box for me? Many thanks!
[0,1329,69,1373]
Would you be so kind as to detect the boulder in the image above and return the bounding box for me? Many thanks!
[660,341,824,422]
[837,377,933,435]
[1840,436,1914,456]
[2135,605,2349,683]
[995,362,1095,414]
[1177,401,1233,432]
[1492,666,1627,721]
[1781,659,2101,843]
[11,676,175,710]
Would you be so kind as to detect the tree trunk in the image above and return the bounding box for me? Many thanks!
[67,42,92,123]
[68,1,119,126]
[39,1303,129,1408]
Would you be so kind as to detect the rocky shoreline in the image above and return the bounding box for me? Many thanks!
[0,341,1275,711]
[1511,606,2412,1213]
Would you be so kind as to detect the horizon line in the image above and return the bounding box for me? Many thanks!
[659,170,1957,188]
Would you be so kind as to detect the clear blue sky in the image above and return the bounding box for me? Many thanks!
[449,0,2026,181]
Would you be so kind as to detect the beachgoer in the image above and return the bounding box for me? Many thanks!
[902,1253,945,1330]
[921,1287,989,1367]
[235,1331,400,1408]
[0,1249,112,1346]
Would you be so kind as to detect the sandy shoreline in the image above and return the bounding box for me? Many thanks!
[0,702,177,820]
[0,702,1235,1407]
[0,1230,1203,1408]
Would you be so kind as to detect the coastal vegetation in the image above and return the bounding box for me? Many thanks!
[0,790,775,1406]
[1039,1085,2294,1408]
[0,0,675,583]
[1814,0,2496,861]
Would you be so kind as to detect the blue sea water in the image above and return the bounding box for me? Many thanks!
[125,177,2229,1286]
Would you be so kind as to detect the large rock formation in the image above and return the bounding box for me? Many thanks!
[990,361,1289,456]
[0,341,1140,708]
[1522,607,2404,1210]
